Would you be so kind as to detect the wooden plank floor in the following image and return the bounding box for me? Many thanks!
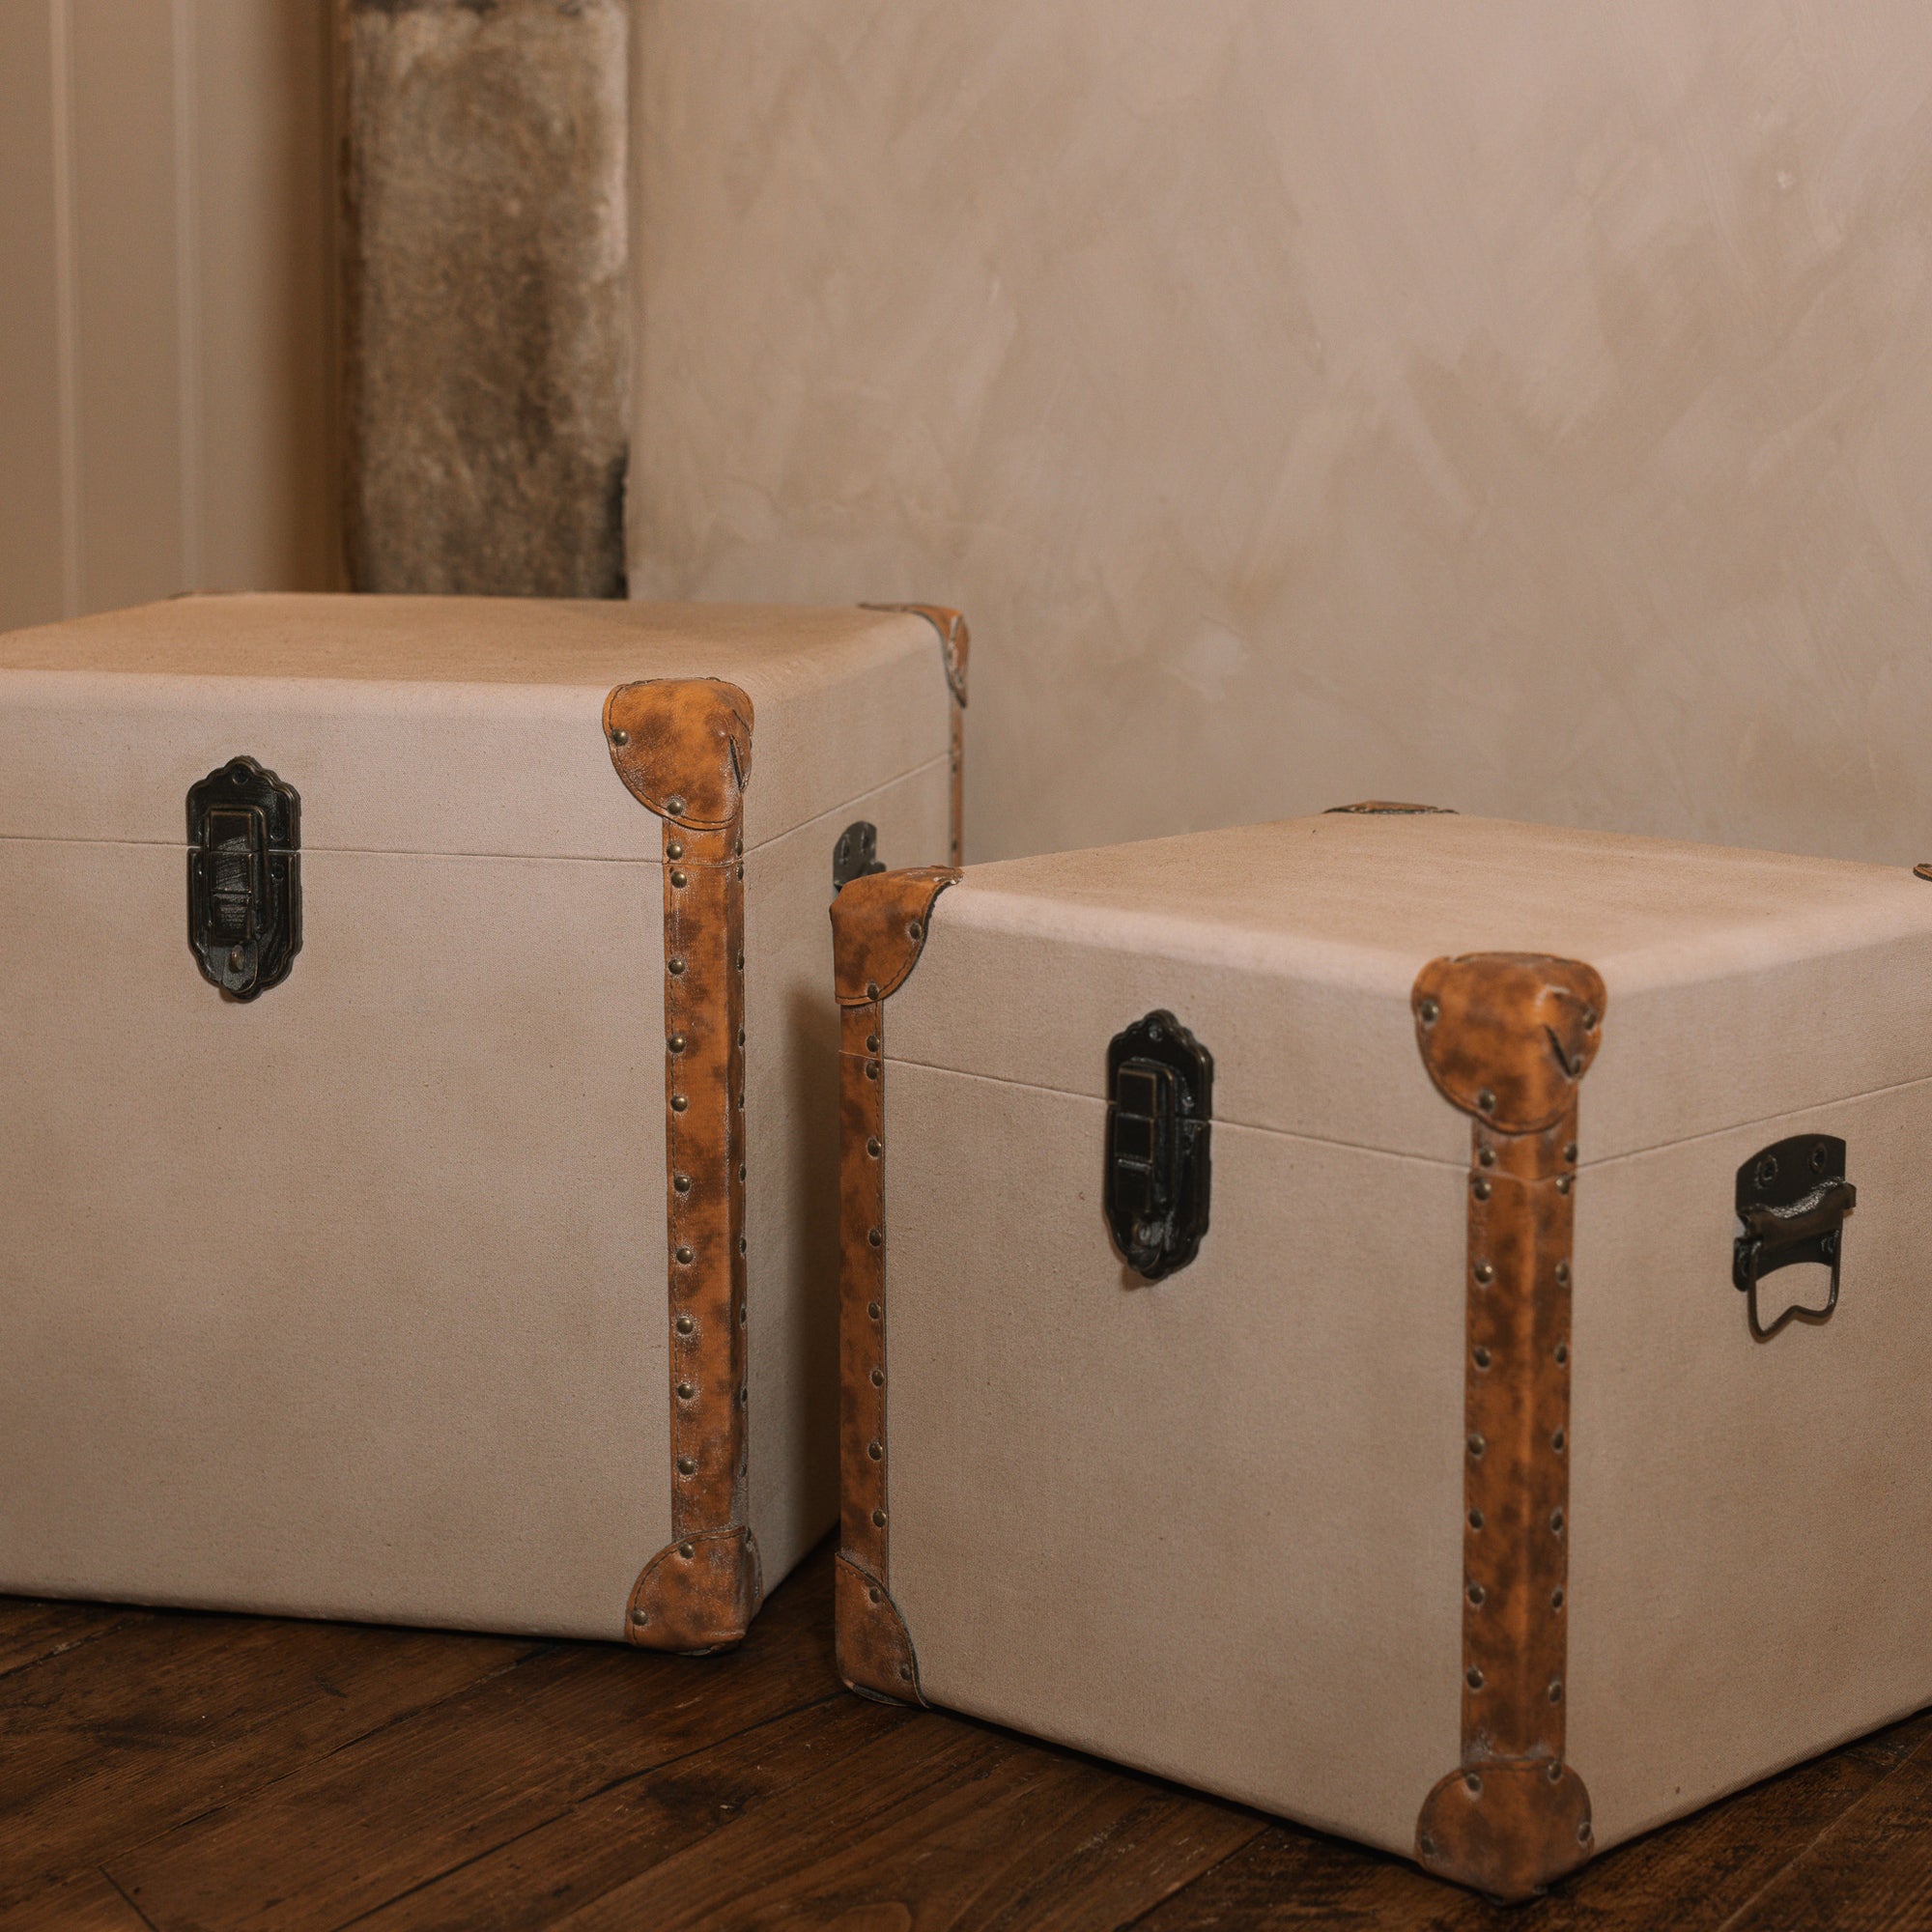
[4,1540,1928,1930]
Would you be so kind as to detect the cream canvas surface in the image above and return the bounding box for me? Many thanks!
[882,811,1932,1855]
[0,593,952,1637]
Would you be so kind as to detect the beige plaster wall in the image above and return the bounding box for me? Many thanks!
[630,3,1932,867]
[0,0,338,633]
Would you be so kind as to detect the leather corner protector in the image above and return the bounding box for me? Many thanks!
[862,602,969,707]
[1413,953,1606,1133]
[603,677,754,829]
[835,1552,923,1704]
[832,867,960,1007]
[1416,1758,1594,1902]
[625,1526,763,1655]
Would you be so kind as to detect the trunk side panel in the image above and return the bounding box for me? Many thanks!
[884,1063,1466,1853]
[0,838,668,1638]
[1569,1077,1932,1846]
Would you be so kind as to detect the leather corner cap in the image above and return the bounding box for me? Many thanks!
[832,867,960,1006]
[835,1553,923,1703]
[603,677,753,828]
[861,603,969,706]
[1413,953,1606,1133]
[1416,1759,1593,1902]
[625,1526,763,1655]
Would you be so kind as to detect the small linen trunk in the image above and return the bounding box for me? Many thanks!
[0,592,965,1650]
[831,810,1932,1898]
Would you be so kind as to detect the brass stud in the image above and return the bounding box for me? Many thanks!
[866,1063,879,1081]
[737,1028,746,1047]
[866,980,880,999]
[1464,1772,1482,1795]
[868,1228,883,1248]
[670,869,688,890]
[1554,1343,1569,1366]
[1549,1678,1564,1703]
[738,1164,746,1182]
[867,1440,883,1461]
[1467,1581,1486,1606]
[1466,1666,1485,1690]
[736,952,745,970]
[870,1368,884,1387]
[671,1094,688,1112]
[1582,1009,1598,1031]
[1467,1434,1486,1459]
[1468,1508,1485,1530]
[678,1541,695,1559]
[1473,1346,1492,1369]
[1563,1142,1578,1163]
[1550,1509,1565,1534]
[677,1381,695,1400]
[666,840,684,862]
[675,1245,694,1264]
[869,1585,881,1604]
[1472,1178,1492,1201]
[907,922,923,941]
[1419,1833,1437,1859]
[1578,1820,1592,1844]
[1476,1088,1496,1113]
[1548,1762,1563,1784]
[674,1173,691,1193]
[228,947,246,972]
[1552,1587,1565,1609]
[871,1508,886,1528]
[1477,1147,1496,1168]
[1552,1429,1566,1452]
[1473,1262,1493,1286]
[1418,998,1439,1025]
[631,1605,648,1626]
[1556,1175,1573,1195]
[867,1137,882,1158]
[676,1315,695,1336]
[677,1456,696,1476]
[867,1034,880,1054]
[738,1236,747,1255]
[668,1033,686,1054]
[666,794,686,815]
[1553,1261,1571,1285]
[867,1300,882,1321]
[611,727,630,748]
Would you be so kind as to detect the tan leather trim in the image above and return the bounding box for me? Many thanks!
[1411,953,1605,1900]
[626,1526,763,1656]
[835,1552,922,1702]
[861,603,968,863]
[831,867,959,1703]
[1413,952,1605,1135]
[607,678,761,1653]
[830,867,960,1007]
[1323,800,1457,814]
[603,677,753,831]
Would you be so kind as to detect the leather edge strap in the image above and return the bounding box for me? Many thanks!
[835,1551,923,1703]
[831,867,961,1007]
[606,678,758,1652]
[859,603,969,865]
[1411,952,1605,1899]
[626,1526,763,1656]
[831,876,955,1705]
[604,676,754,831]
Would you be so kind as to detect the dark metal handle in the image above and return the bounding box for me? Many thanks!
[1733,1135,1855,1341]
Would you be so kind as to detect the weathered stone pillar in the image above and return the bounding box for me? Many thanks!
[340,0,628,597]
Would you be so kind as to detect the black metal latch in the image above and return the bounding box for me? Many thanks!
[832,820,886,895]
[1104,1010,1212,1281]
[186,756,301,1000]
[1733,1134,1855,1341]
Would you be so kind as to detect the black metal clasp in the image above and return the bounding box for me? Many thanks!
[1104,1010,1212,1281]
[186,756,301,1000]
[1733,1134,1855,1341]
[832,820,886,895]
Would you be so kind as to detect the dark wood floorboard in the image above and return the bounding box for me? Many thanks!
[1,1541,1926,1930]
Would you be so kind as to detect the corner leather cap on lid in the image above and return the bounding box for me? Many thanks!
[603,677,753,828]
[831,867,960,1005]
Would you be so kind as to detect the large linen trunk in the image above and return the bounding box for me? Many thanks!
[0,592,965,1649]
[831,810,1932,1898]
